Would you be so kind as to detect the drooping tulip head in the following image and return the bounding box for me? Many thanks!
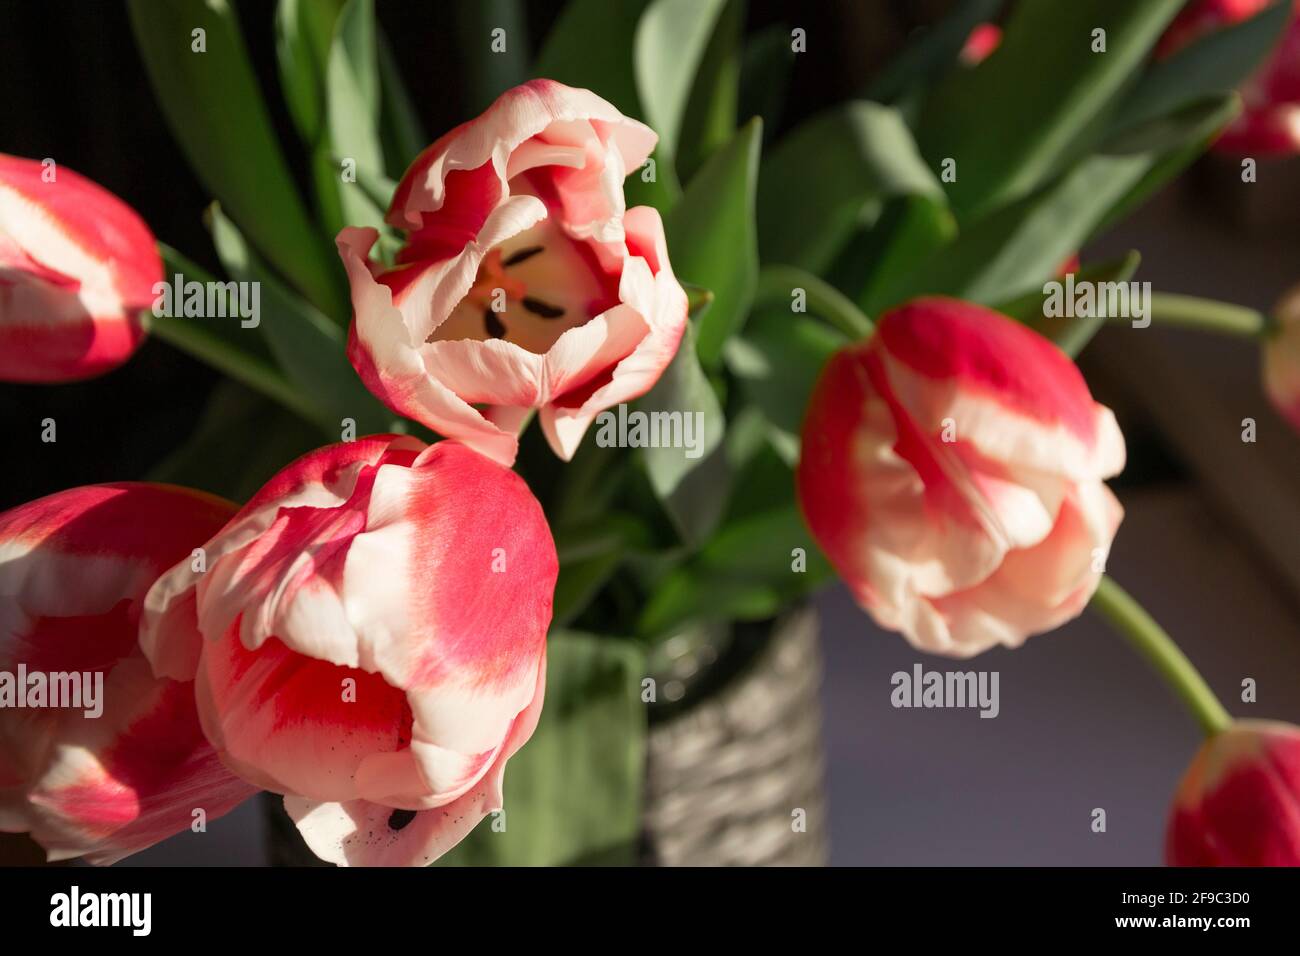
[341,79,688,467]
[0,483,255,864]
[1167,720,1300,866]
[797,297,1126,657]
[141,437,558,866]
[0,154,162,382]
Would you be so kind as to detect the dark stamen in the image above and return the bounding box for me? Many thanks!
[503,246,544,267]
[484,309,507,339]
[388,809,417,831]
[521,297,565,319]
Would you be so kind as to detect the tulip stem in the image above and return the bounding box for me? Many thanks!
[1141,293,1270,338]
[143,311,320,425]
[754,266,874,340]
[1089,575,1232,737]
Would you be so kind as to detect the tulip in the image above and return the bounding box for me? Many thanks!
[341,79,688,467]
[1167,719,1300,865]
[0,153,162,382]
[1264,283,1300,431]
[140,437,558,866]
[797,297,1126,657]
[0,483,256,864]
[1158,0,1300,155]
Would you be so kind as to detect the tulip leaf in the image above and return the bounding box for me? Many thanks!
[906,91,1235,309]
[552,514,652,628]
[274,0,344,147]
[725,308,846,461]
[637,448,834,637]
[666,119,761,368]
[675,0,744,181]
[318,0,387,235]
[849,195,958,314]
[1108,0,1291,138]
[634,0,728,165]
[207,205,393,436]
[758,101,944,276]
[917,0,1185,222]
[536,0,647,118]
[128,0,341,317]
[996,251,1142,358]
[635,321,730,545]
[435,632,646,866]
[865,0,1004,103]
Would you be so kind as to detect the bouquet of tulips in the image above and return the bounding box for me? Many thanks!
[2,0,1300,868]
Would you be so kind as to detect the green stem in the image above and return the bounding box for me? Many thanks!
[1090,575,1232,737]
[1137,293,1269,338]
[754,265,874,340]
[144,312,320,425]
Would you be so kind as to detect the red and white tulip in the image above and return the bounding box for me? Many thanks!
[1158,0,1300,155]
[1167,719,1300,865]
[797,298,1126,657]
[140,437,557,866]
[0,483,256,864]
[341,79,688,467]
[0,153,162,382]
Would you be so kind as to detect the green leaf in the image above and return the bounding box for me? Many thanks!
[1109,0,1291,137]
[207,205,393,436]
[892,152,1160,306]
[274,0,344,146]
[128,0,341,316]
[996,251,1142,357]
[638,487,833,636]
[758,102,943,275]
[435,633,646,866]
[536,0,648,117]
[850,195,958,313]
[634,322,729,544]
[666,119,762,367]
[865,0,1004,103]
[726,308,845,458]
[675,0,744,181]
[917,0,1185,221]
[321,0,386,233]
[634,0,728,165]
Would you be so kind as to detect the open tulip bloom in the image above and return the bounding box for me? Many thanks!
[2,0,1300,873]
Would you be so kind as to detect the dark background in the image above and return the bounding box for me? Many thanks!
[3,1,1298,866]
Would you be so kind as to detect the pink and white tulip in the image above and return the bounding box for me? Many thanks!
[1167,720,1300,866]
[0,483,256,864]
[341,79,688,467]
[1264,283,1300,432]
[797,297,1126,657]
[1158,0,1300,155]
[0,153,162,382]
[141,437,558,866]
